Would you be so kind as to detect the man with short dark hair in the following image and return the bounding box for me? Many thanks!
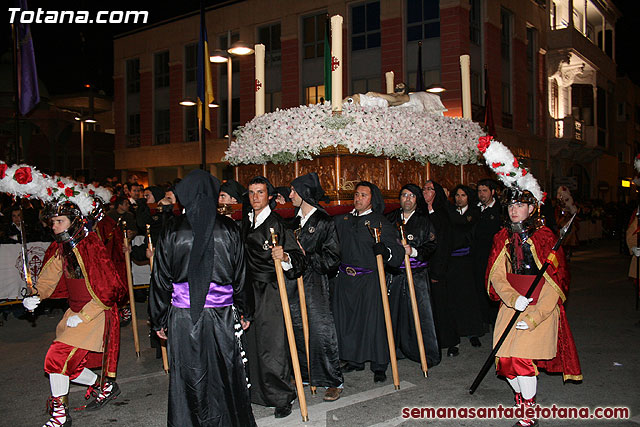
[106,197,136,239]
[332,181,404,383]
[473,179,502,326]
[242,176,305,418]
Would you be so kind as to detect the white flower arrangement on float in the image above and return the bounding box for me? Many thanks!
[0,160,112,216]
[224,103,486,166]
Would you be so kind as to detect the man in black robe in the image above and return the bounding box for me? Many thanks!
[333,181,404,383]
[242,176,305,418]
[473,178,502,327]
[423,180,459,357]
[149,170,255,427]
[446,184,485,353]
[286,173,344,401]
[386,184,441,368]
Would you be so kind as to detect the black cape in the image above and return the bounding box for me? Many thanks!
[472,201,502,325]
[285,209,343,387]
[242,209,305,408]
[386,208,441,368]
[332,211,404,365]
[149,214,255,427]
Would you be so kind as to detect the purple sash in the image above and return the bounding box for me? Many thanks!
[339,263,373,276]
[451,247,470,257]
[171,282,233,308]
[400,258,429,269]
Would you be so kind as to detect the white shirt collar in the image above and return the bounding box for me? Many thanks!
[248,205,272,228]
[297,206,317,227]
[457,205,468,215]
[401,210,416,222]
[351,208,373,216]
[478,198,496,211]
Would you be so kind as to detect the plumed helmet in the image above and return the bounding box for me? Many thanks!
[503,187,544,233]
[504,187,538,207]
[43,200,88,246]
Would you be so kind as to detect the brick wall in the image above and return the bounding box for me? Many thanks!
[440,5,469,117]
[114,77,125,150]
[381,17,403,88]
[169,64,183,143]
[281,38,300,108]
[140,71,153,146]
[512,38,527,132]
[484,23,502,128]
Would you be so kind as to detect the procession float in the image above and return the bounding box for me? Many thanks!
[224,15,545,210]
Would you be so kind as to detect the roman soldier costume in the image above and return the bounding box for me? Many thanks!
[486,189,582,427]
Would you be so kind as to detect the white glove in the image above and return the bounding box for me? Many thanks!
[514,296,533,312]
[515,320,529,330]
[66,315,83,328]
[632,247,640,257]
[22,296,41,311]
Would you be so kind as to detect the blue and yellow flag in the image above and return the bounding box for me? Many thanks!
[197,11,214,131]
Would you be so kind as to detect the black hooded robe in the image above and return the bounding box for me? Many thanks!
[149,213,255,427]
[386,208,441,368]
[332,205,404,368]
[285,209,344,388]
[242,210,305,408]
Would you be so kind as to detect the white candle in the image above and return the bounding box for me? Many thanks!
[385,71,394,94]
[331,15,343,112]
[255,44,265,117]
[460,54,471,119]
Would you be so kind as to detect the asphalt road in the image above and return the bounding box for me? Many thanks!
[1,239,638,426]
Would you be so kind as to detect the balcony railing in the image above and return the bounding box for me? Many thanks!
[552,117,588,143]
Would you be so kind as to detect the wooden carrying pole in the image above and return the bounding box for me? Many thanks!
[296,276,316,395]
[270,228,309,422]
[123,221,141,357]
[398,223,428,377]
[147,224,169,373]
[368,224,400,390]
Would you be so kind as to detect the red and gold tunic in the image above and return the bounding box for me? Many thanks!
[486,226,582,381]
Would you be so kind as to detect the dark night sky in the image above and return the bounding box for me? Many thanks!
[3,0,640,97]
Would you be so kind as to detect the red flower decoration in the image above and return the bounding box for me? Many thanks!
[542,192,548,203]
[477,136,493,153]
[14,167,32,184]
[513,159,519,168]
[65,187,74,197]
[491,162,503,169]
[47,188,53,196]
[0,163,7,179]
[636,154,640,159]
[57,181,65,188]
[522,169,528,176]
[89,189,95,195]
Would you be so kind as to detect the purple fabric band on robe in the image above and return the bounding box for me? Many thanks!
[171,282,233,308]
[451,247,471,257]
[339,263,373,276]
[399,258,429,269]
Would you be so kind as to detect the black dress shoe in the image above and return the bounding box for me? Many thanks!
[274,404,292,418]
[373,370,387,383]
[470,337,481,347]
[342,363,364,373]
[447,346,459,357]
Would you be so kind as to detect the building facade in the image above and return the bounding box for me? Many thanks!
[113,0,627,200]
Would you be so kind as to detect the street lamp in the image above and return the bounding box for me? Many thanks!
[426,83,446,93]
[74,116,96,171]
[209,41,254,147]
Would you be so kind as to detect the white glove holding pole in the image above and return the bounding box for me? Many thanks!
[66,315,83,328]
[514,296,533,312]
[632,247,640,257]
[515,320,529,330]
[22,296,41,311]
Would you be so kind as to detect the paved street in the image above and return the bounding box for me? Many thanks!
[1,239,638,426]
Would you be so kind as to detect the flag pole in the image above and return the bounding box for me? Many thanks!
[199,0,207,170]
